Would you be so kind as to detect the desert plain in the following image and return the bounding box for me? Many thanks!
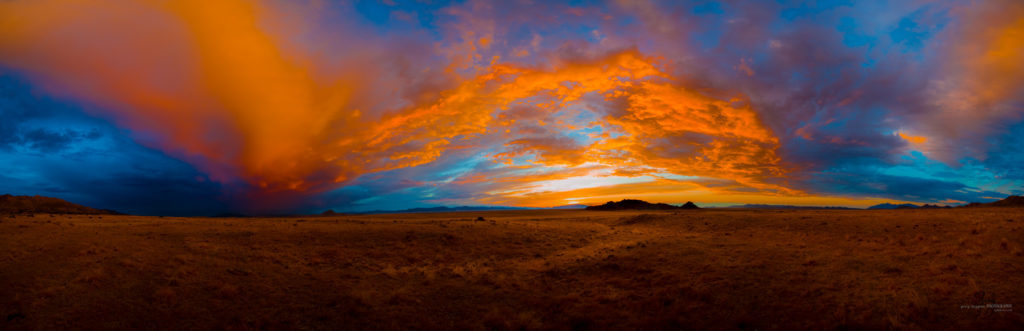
[1,208,1023,329]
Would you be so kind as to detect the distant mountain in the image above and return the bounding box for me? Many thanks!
[351,205,534,215]
[963,195,1024,208]
[320,209,343,216]
[726,204,857,210]
[549,204,588,209]
[586,199,700,211]
[989,195,1024,207]
[0,194,120,215]
[868,203,919,210]
[211,212,250,218]
[869,202,954,209]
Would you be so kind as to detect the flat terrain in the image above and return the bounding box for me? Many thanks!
[1,209,1023,329]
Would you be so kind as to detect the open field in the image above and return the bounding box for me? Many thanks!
[2,208,1023,329]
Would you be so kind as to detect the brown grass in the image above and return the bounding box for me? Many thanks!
[1,208,1023,329]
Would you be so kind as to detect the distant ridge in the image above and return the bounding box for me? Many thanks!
[0,194,120,215]
[904,204,950,209]
[726,204,857,210]
[868,203,921,210]
[867,203,952,209]
[989,195,1024,207]
[586,199,699,211]
[349,205,533,215]
[212,212,250,218]
[550,204,588,209]
[963,195,1024,208]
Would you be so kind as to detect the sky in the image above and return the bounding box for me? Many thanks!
[0,0,1021,215]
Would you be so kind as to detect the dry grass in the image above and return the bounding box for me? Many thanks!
[1,209,1022,329]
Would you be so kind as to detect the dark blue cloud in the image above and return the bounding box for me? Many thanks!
[15,128,102,153]
[316,148,493,213]
[795,147,1020,204]
[0,71,229,216]
[803,170,1004,203]
[983,119,1024,182]
[888,6,949,51]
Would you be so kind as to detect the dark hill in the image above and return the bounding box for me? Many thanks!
[964,195,1024,208]
[0,194,119,215]
[990,195,1024,207]
[868,203,919,210]
[586,199,699,211]
[870,203,952,209]
[550,204,588,209]
[728,204,856,210]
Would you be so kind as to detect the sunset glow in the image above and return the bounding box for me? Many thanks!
[1,0,1022,215]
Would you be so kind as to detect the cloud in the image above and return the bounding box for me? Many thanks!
[0,123,227,216]
[907,0,1024,162]
[0,0,1021,214]
[803,171,1005,204]
[0,0,446,212]
[15,128,100,153]
[0,74,105,154]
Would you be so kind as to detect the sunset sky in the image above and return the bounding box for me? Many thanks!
[1,0,1022,215]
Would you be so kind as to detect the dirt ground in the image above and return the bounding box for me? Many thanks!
[1,208,1022,329]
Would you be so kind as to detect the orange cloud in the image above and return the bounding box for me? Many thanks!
[920,0,1024,162]
[362,50,666,170]
[953,0,1024,106]
[0,0,245,180]
[0,0,792,210]
[597,81,785,189]
[735,57,755,76]
[898,132,927,145]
